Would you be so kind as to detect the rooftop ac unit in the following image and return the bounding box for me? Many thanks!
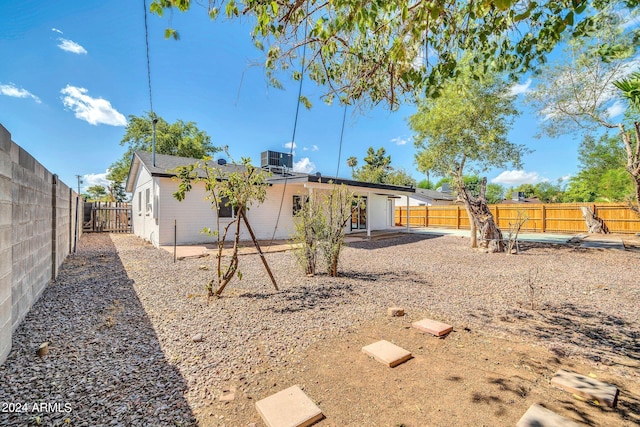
[261,150,293,169]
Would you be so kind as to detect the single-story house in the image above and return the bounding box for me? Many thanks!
[125,151,415,247]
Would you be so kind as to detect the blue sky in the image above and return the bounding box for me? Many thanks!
[0,0,626,194]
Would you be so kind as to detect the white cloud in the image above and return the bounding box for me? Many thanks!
[292,157,315,174]
[508,79,532,96]
[57,38,87,55]
[311,144,319,151]
[606,100,626,118]
[83,172,110,190]
[52,28,63,34]
[0,83,41,103]
[491,170,542,185]
[60,85,127,126]
[283,141,297,150]
[391,136,408,146]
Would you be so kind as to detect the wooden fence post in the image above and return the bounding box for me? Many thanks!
[456,206,461,229]
[541,205,546,233]
[424,205,429,227]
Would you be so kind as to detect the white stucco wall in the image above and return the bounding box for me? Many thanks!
[366,193,392,230]
[155,179,305,246]
[130,167,160,245]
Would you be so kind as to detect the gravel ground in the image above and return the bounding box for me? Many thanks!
[1,232,638,426]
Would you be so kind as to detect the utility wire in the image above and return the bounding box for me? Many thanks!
[267,10,310,251]
[334,104,348,179]
[143,0,154,114]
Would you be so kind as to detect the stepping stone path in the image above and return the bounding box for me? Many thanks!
[412,318,453,337]
[551,369,619,408]
[516,404,581,427]
[362,340,412,367]
[255,385,323,427]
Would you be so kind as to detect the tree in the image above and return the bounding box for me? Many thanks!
[533,181,565,203]
[352,146,416,186]
[485,183,505,204]
[83,185,109,202]
[150,0,619,109]
[108,112,220,193]
[346,156,358,175]
[527,9,640,212]
[564,133,629,202]
[410,67,525,251]
[615,71,640,111]
[173,156,271,297]
[108,181,128,202]
[417,179,433,189]
[319,185,356,277]
[291,184,355,277]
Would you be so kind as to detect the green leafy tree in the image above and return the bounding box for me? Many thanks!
[108,181,128,202]
[417,179,433,189]
[319,185,357,277]
[527,10,640,212]
[352,146,416,186]
[291,184,355,277]
[173,155,269,297]
[533,181,565,203]
[598,167,635,202]
[614,71,640,111]
[346,156,358,175]
[564,134,629,202]
[108,112,221,193]
[150,0,621,108]
[410,67,525,251]
[485,183,505,204]
[83,185,110,202]
[291,195,324,275]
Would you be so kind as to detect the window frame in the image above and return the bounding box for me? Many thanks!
[292,195,309,216]
[218,196,237,219]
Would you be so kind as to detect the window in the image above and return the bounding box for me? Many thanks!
[218,196,236,218]
[292,195,309,215]
[137,192,142,214]
[145,188,151,215]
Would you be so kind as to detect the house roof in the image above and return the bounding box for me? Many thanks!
[500,196,542,204]
[126,151,415,194]
[413,188,455,201]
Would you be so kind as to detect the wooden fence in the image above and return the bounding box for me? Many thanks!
[395,203,640,234]
[83,202,132,233]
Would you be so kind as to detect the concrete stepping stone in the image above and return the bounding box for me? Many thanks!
[255,385,323,427]
[516,404,580,427]
[362,340,412,367]
[551,369,619,408]
[412,318,453,337]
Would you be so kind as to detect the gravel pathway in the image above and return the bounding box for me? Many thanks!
[1,232,638,426]
[0,235,195,426]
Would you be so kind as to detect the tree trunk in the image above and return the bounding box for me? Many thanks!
[214,215,241,297]
[580,206,609,234]
[457,177,504,253]
[464,204,478,248]
[621,122,640,215]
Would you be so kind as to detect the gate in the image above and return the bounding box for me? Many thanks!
[83,202,132,233]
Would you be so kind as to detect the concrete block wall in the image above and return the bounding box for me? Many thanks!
[0,124,81,365]
[0,125,12,365]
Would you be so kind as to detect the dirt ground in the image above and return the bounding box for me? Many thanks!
[196,314,639,427]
